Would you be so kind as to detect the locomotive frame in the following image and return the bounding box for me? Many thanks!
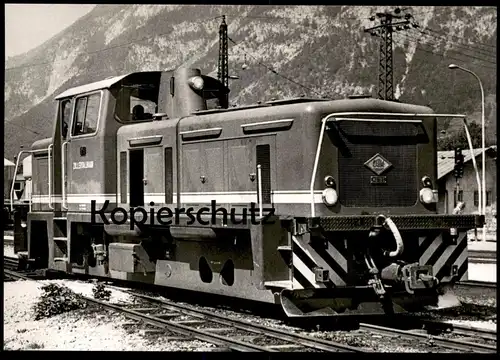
[11,67,484,318]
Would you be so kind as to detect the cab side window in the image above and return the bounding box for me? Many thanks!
[61,99,72,140]
[72,93,101,136]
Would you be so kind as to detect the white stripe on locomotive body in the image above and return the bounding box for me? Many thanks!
[460,270,468,282]
[440,244,469,283]
[31,191,324,205]
[418,232,468,283]
[31,195,60,203]
[292,254,326,289]
[68,195,116,203]
[292,279,304,290]
[143,194,167,204]
[432,234,467,277]
[455,247,468,276]
[432,244,457,275]
[292,235,346,286]
[32,194,116,204]
[324,242,348,273]
[418,233,441,265]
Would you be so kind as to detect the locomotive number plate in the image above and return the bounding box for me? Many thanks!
[370,176,387,185]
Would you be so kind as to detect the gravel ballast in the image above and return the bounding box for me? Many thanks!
[3,280,214,351]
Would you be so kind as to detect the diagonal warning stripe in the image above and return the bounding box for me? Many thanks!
[325,239,348,273]
[292,235,344,287]
[435,234,468,280]
[292,254,325,289]
[419,232,443,265]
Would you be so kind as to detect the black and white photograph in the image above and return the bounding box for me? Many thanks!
[3,4,497,352]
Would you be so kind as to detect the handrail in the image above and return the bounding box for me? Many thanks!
[320,112,466,118]
[310,113,334,217]
[331,117,423,123]
[28,177,32,213]
[257,164,263,218]
[47,144,54,209]
[309,112,472,218]
[10,148,50,212]
[61,141,69,210]
[463,118,482,215]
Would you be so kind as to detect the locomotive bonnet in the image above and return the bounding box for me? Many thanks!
[12,65,484,318]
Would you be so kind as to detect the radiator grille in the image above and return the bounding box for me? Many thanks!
[335,121,418,207]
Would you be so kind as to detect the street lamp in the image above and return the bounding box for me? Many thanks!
[448,63,486,241]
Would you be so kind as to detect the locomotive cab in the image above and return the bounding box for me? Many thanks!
[26,67,229,271]
[30,68,228,212]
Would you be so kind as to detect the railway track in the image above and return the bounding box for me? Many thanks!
[2,264,365,353]
[104,284,497,353]
[88,297,366,352]
[420,319,497,343]
[4,255,19,271]
[4,256,496,353]
[457,280,496,289]
[359,322,496,353]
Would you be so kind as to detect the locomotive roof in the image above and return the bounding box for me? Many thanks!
[54,71,163,100]
[54,73,131,100]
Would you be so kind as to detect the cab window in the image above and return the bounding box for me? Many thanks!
[61,99,72,139]
[72,93,101,136]
[115,84,159,123]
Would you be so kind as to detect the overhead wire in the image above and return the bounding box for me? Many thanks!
[424,26,496,49]
[4,15,221,138]
[402,6,497,49]
[5,10,496,136]
[227,36,328,98]
[4,120,41,135]
[412,28,496,60]
[5,15,221,72]
[396,32,497,70]
[4,12,363,73]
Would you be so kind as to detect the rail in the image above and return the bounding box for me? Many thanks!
[104,285,366,352]
[3,264,364,353]
[359,322,496,353]
[5,260,494,352]
[421,319,497,342]
[309,113,481,217]
[10,147,51,212]
[458,280,496,289]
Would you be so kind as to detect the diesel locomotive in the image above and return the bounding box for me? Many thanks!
[11,67,484,317]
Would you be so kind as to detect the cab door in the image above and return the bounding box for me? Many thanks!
[63,91,104,212]
[226,136,275,213]
[143,146,164,205]
[181,141,225,206]
[49,98,72,212]
[226,138,256,209]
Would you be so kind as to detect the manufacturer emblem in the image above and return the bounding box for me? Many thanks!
[364,153,392,175]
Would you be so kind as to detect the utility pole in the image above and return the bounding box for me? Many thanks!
[364,8,418,101]
[218,15,229,108]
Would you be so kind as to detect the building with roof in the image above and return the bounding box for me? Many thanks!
[4,158,15,167]
[437,146,497,215]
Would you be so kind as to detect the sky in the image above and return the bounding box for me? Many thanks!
[5,4,96,59]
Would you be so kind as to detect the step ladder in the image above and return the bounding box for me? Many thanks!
[53,216,69,264]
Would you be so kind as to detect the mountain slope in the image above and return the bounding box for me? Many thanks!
[4,5,497,159]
